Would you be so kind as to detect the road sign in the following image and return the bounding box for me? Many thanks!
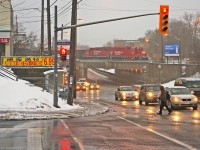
[164,44,179,56]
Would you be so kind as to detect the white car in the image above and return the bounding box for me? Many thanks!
[115,86,139,101]
[166,86,198,110]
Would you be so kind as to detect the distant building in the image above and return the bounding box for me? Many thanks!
[0,0,13,60]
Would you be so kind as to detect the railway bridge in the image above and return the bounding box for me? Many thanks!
[76,59,198,84]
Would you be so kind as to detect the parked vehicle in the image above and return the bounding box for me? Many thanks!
[174,78,200,102]
[166,86,198,110]
[139,84,161,105]
[115,86,139,101]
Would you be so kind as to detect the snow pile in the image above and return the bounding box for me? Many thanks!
[0,76,80,111]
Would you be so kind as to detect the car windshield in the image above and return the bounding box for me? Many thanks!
[146,86,160,91]
[186,81,200,88]
[169,88,191,95]
[120,86,133,91]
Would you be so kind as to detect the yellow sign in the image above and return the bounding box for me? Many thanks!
[1,56,54,67]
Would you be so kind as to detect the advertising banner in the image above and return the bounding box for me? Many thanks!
[1,56,54,67]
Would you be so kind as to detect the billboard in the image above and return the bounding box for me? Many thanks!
[164,44,179,56]
[1,56,54,67]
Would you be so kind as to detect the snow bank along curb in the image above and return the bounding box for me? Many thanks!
[0,101,109,120]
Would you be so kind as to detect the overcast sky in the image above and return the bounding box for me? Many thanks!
[12,0,200,47]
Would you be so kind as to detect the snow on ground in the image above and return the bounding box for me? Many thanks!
[0,76,81,112]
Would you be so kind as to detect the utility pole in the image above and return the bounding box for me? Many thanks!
[61,24,63,39]
[40,0,44,56]
[67,0,77,105]
[47,0,52,56]
[53,6,59,107]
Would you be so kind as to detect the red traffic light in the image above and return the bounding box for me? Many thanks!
[159,5,169,34]
[59,46,68,56]
[59,46,68,61]
[162,7,168,13]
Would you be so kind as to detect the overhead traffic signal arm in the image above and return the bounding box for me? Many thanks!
[159,5,169,34]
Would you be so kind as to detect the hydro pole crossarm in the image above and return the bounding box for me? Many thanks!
[57,13,159,31]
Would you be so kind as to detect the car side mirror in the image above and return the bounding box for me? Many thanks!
[191,91,194,94]
[117,88,120,91]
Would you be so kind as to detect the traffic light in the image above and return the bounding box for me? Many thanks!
[59,46,68,61]
[63,73,68,85]
[159,5,169,34]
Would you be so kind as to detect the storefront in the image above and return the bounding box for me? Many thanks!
[0,30,11,64]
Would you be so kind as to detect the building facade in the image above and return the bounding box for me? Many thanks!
[0,0,13,62]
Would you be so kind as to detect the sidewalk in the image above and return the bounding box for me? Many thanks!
[0,99,109,120]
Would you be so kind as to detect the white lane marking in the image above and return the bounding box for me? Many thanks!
[117,116,197,150]
[60,119,84,150]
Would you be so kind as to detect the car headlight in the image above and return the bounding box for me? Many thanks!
[172,97,181,102]
[146,92,154,98]
[135,91,139,96]
[192,96,198,102]
[122,92,126,96]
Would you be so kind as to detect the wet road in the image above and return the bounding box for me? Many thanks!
[0,84,200,150]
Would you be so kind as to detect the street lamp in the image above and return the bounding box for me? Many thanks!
[145,38,160,47]
[145,38,162,61]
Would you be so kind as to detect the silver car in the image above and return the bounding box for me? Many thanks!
[115,86,139,101]
[166,86,198,110]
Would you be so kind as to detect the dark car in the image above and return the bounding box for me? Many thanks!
[139,84,161,105]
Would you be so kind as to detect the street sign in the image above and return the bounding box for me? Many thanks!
[164,44,179,56]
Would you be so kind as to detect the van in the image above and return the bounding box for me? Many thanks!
[174,78,200,102]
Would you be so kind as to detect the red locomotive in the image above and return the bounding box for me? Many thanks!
[83,46,148,60]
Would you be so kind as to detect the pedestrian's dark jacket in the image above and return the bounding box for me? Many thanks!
[159,90,168,101]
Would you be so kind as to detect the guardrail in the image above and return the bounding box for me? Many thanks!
[0,66,18,81]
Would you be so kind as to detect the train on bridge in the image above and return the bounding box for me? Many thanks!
[81,46,148,60]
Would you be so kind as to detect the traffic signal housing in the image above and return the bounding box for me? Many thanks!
[159,5,169,34]
[59,46,68,61]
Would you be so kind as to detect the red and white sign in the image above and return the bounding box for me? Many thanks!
[0,32,10,43]
[0,38,10,43]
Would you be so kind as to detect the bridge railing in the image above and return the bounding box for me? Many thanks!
[0,66,18,81]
